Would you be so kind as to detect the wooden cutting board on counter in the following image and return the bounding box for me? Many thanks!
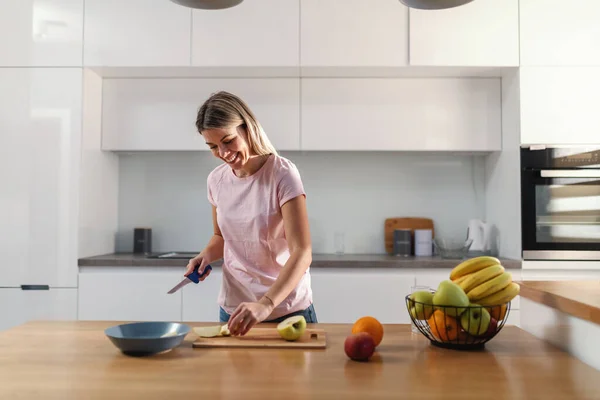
[192,328,327,349]
[384,217,434,254]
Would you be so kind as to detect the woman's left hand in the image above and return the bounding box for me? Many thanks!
[228,301,273,336]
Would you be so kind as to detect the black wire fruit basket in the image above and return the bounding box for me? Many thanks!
[405,294,511,350]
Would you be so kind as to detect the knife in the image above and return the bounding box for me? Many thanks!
[167,265,212,294]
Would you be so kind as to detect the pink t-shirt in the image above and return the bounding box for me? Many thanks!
[206,154,313,320]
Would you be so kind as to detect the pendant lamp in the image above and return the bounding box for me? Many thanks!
[400,0,475,10]
[169,0,243,10]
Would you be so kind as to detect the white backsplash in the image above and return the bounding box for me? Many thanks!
[116,151,486,254]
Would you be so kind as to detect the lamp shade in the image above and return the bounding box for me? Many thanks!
[169,0,243,10]
[399,0,475,10]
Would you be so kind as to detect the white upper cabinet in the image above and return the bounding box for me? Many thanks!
[83,0,191,66]
[408,0,519,66]
[0,0,83,67]
[192,0,299,67]
[520,67,600,145]
[0,69,81,288]
[520,0,600,66]
[300,0,408,67]
[301,77,501,151]
[101,78,300,151]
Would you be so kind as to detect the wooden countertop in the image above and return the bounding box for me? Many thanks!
[519,280,600,325]
[1,321,599,399]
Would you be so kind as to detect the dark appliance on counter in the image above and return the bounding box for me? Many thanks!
[133,228,152,254]
[521,145,600,261]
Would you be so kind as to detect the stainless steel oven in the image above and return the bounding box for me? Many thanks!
[521,145,600,261]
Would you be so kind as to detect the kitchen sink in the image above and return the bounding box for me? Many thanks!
[147,252,200,259]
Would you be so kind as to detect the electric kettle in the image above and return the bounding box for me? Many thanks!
[466,219,492,255]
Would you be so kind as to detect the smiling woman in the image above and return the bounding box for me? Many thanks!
[183,91,317,336]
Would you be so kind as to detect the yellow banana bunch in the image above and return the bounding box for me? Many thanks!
[458,264,505,293]
[453,273,472,285]
[477,282,520,306]
[466,272,513,301]
[448,256,520,307]
[449,256,501,281]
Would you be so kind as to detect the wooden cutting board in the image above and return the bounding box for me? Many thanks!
[192,328,327,349]
[384,217,434,254]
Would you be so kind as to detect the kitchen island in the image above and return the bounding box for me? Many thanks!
[519,280,600,372]
[0,321,599,399]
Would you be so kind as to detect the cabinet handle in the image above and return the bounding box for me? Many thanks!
[20,285,49,291]
[540,169,600,178]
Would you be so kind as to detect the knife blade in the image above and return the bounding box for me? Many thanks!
[167,265,212,294]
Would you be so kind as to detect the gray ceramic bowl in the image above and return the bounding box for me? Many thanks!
[105,321,191,356]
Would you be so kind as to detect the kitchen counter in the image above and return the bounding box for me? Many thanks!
[0,321,598,399]
[78,252,522,269]
[519,280,600,325]
[518,280,600,371]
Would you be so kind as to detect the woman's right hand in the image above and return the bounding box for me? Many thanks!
[184,252,212,281]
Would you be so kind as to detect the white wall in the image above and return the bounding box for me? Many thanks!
[484,69,522,259]
[115,151,487,254]
[78,70,119,258]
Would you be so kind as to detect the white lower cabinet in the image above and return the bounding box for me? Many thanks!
[413,269,453,289]
[0,288,78,332]
[182,268,223,322]
[73,265,530,326]
[0,289,23,331]
[309,269,414,324]
[78,267,183,322]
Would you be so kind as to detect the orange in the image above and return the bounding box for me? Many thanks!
[351,316,384,346]
[427,310,459,342]
[486,304,507,321]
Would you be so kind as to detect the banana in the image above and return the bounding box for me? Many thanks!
[449,256,501,281]
[458,264,505,293]
[466,272,512,301]
[477,282,521,306]
[453,273,472,285]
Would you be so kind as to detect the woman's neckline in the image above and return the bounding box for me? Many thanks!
[230,154,274,180]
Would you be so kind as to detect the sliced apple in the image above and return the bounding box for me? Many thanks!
[193,325,223,338]
[220,324,231,336]
[276,315,307,341]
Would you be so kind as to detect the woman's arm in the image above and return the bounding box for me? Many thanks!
[260,195,312,308]
[184,205,224,278]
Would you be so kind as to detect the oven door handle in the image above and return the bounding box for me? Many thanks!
[540,169,600,178]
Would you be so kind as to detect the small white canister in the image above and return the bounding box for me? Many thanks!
[414,229,433,257]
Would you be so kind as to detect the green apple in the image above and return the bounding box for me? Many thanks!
[193,325,224,338]
[460,304,491,336]
[276,315,307,341]
[432,280,470,317]
[409,290,434,320]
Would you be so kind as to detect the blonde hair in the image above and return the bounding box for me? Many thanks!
[196,91,278,156]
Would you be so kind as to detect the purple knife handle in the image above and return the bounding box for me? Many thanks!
[187,265,212,284]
